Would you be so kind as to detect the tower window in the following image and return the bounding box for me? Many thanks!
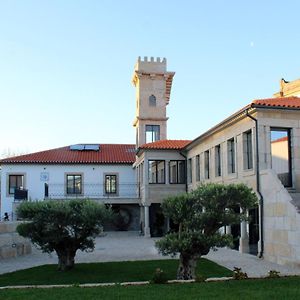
[145,125,160,143]
[149,95,156,106]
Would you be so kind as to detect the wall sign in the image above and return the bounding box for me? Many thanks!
[40,172,49,182]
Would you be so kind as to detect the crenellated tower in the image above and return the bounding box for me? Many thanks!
[132,56,175,147]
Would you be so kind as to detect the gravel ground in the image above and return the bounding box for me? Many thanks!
[1,231,300,277]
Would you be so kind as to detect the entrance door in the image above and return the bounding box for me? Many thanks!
[270,128,292,187]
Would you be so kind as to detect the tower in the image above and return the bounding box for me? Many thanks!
[132,56,175,147]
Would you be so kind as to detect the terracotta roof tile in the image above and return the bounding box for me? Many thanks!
[139,140,191,150]
[271,136,288,143]
[252,96,300,108]
[0,144,136,164]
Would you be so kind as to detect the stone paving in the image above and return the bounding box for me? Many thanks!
[1,231,300,277]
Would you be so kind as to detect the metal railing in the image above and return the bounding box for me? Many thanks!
[46,183,140,199]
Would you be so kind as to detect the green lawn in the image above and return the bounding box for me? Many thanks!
[1,277,300,300]
[0,259,231,286]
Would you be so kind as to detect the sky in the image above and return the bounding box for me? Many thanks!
[1,0,300,157]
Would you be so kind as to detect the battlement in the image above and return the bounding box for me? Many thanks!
[134,56,167,73]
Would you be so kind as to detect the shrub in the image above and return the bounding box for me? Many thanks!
[233,267,248,280]
[151,268,168,284]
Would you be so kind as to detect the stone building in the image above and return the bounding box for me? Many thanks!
[1,57,300,267]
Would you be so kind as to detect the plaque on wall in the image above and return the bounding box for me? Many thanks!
[40,172,49,182]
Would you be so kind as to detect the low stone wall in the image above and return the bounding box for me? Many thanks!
[0,222,32,259]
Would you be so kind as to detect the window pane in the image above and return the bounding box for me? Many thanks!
[148,160,165,183]
[9,175,24,194]
[157,161,165,183]
[227,138,235,174]
[145,125,160,143]
[105,175,117,194]
[215,145,221,177]
[169,161,177,183]
[196,155,200,181]
[178,161,186,183]
[67,175,82,194]
[205,151,210,179]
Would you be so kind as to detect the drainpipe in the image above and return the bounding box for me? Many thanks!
[245,109,264,258]
[180,151,188,192]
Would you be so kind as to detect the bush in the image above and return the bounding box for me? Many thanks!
[151,268,168,284]
[268,270,280,278]
[233,267,248,280]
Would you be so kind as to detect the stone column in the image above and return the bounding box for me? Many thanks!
[225,225,231,235]
[239,220,249,253]
[144,205,151,238]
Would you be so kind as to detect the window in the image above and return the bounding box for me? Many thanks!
[148,160,165,183]
[105,174,117,194]
[169,160,186,184]
[9,175,24,194]
[149,95,156,106]
[187,158,192,183]
[215,144,221,177]
[196,155,200,181]
[243,130,253,170]
[204,150,210,179]
[66,174,82,195]
[145,125,160,143]
[227,138,236,174]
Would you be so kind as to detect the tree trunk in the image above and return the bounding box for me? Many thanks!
[177,253,198,280]
[56,248,76,271]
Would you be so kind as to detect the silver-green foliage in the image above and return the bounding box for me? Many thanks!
[17,199,113,271]
[156,183,258,279]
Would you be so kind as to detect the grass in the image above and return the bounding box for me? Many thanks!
[1,277,300,300]
[0,258,231,286]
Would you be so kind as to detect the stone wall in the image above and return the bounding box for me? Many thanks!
[261,169,300,267]
[0,222,32,259]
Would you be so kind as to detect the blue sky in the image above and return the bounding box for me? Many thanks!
[1,1,300,157]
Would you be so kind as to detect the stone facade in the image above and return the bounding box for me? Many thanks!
[0,222,32,259]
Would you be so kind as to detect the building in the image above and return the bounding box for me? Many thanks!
[1,57,300,267]
[0,144,140,231]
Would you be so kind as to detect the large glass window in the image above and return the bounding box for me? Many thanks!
[215,144,221,177]
[148,160,165,184]
[204,150,210,179]
[187,158,192,183]
[145,125,160,143]
[9,175,24,194]
[105,174,117,194]
[66,174,82,195]
[196,155,200,181]
[227,138,236,174]
[243,130,253,170]
[169,160,186,184]
[270,128,292,187]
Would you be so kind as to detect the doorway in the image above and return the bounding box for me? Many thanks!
[270,128,292,187]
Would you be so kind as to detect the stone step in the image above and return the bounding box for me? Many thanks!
[289,193,300,213]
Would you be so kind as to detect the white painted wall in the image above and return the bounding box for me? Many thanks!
[0,163,136,218]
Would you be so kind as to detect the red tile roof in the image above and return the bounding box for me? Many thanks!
[252,96,300,108]
[271,136,288,143]
[139,140,191,150]
[0,144,136,164]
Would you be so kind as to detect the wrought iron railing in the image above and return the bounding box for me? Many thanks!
[45,183,140,199]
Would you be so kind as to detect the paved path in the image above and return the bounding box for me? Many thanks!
[1,231,300,277]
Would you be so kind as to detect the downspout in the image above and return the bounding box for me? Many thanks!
[245,109,264,258]
[180,151,188,193]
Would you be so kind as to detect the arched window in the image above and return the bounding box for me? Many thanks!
[149,95,156,106]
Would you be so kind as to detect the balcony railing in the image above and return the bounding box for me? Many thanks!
[45,183,140,199]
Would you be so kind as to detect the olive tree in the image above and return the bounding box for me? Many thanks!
[155,183,258,280]
[17,199,113,271]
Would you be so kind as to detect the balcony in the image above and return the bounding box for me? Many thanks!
[45,183,140,204]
